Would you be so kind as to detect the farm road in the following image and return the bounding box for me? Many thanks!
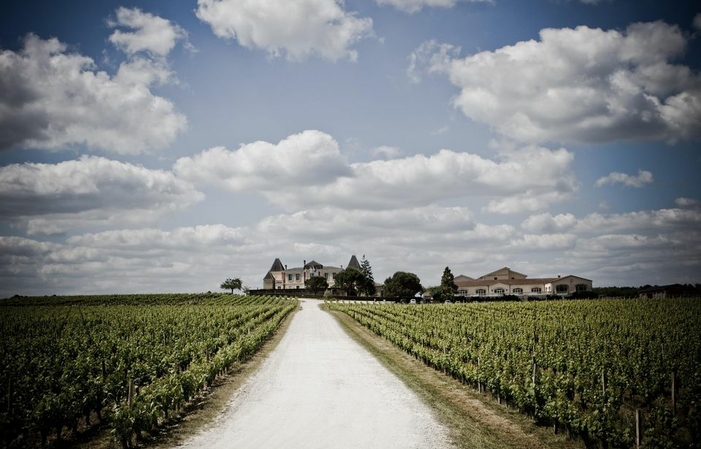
[174,299,452,449]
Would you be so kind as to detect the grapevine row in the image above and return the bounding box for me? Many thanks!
[0,295,296,448]
[329,299,701,448]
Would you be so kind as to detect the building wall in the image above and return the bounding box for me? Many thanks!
[267,266,343,290]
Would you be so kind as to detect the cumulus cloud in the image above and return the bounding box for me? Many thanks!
[0,156,203,234]
[422,21,701,144]
[109,7,190,57]
[174,130,352,191]
[375,0,490,14]
[3,199,701,296]
[574,208,701,234]
[0,33,187,153]
[371,145,403,159]
[521,213,577,233]
[407,40,459,83]
[676,197,701,208]
[196,0,373,62]
[595,169,653,187]
[177,130,576,213]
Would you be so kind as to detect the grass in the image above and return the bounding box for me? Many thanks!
[327,306,586,449]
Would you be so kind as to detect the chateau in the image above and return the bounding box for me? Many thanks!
[263,255,361,290]
[454,267,593,298]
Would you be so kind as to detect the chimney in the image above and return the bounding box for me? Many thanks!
[558,275,561,278]
[285,265,287,270]
[304,260,306,266]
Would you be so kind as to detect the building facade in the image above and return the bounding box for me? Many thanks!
[454,267,593,298]
[263,256,361,290]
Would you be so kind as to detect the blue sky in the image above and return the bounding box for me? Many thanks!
[0,0,699,295]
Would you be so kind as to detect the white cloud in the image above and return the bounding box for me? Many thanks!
[371,145,403,159]
[676,197,701,208]
[376,0,490,14]
[595,169,653,187]
[196,0,373,62]
[0,156,203,234]
[0,34,187,153]
[509,233,577,250]
[407,40,460,83]
[520,213,577,233]
[108,7,189,57]
[574,208,701,234]
[3,200,701,296]
[174,130,352,191]
[177,131,576,213]
[425,21,701,144]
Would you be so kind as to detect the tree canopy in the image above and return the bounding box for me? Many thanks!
[220,278,242,294]
[359,255,376,296]
[382,271,423,300]
[333,268,366,296]
[434,266,458,301]
[305,276,329,295]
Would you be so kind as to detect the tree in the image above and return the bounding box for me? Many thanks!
[305,276,329,295]
[220,278,242,294]
[382,271,423,300]
[333,268,365,296]
[434,267,458,301]
[359,255,376,296]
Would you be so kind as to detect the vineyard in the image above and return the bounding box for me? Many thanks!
[328,298,701,449]
[0,293,297,448]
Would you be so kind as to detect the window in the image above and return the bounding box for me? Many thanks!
[575,284,588,292]
[476,289,486,296]
[295,274,300,281]
[288,274,292,281]
[458,289,468,296]
[513,288,523,294]
[332,273,336,279]
[556,284,569,293]
[531,287,542,293]
[494,288,505,295]
[324,272,329,279]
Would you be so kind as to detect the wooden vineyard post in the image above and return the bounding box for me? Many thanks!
[671,371,676,414]
[635,409,641,448]
[6,377,11,417]
[477,358,482,393]
[127,378,135,406]
[602,369,607,396]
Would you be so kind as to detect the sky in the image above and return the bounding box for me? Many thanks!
[0,0,700,296]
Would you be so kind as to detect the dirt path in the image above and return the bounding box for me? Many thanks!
[174,299,452,449]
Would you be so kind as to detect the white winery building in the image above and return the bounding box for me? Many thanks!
[454,267,593,298]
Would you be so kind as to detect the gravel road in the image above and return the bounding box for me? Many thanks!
[175,299,452,449]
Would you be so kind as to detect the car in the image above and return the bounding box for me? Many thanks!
[444,300,452,304]
[409,298,416,304]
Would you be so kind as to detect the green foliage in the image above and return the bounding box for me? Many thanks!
[359,255,376,297]
[330,298,701,448]
[305,276,329,294]
[434,266,458,301]
[382,271,423,299]
[0,294,295,448]
[333,268,366,296]
[220,277,242,293]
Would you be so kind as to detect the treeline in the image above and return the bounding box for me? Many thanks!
[594,284,701,298]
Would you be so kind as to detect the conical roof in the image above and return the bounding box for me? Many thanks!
[347,255,361,270]
[268,258,285,272]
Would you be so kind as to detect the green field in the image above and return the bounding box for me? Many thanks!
[329,298,701,449]
[0,293,296,448]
